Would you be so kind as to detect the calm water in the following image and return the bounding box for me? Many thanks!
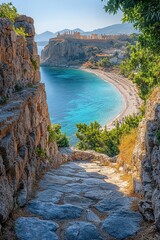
[40,67,125,144]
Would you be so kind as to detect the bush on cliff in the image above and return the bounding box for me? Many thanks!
[14,26,28,38]
[48,124,69,148]
[0,2,27,37]
[0,2,18,22]
[98,57,112,68]
[76,114,142,157]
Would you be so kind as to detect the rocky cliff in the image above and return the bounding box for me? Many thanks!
[41,36,130,67]
[41,38,102,66]
[0,16,65,233]
[133,88,160,228]
[0,16,40,99]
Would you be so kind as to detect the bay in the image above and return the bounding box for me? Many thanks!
[40,67,124,145]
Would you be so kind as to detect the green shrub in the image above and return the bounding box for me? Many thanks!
[120,44,160,99]
[0,3,28,38]
[35,147,46,159]
[0,2,18,23]
[48,124,69,147]
[76,114,143,157]
[98,57,111,68]
[14,27,28,38]
[30,57,38,70]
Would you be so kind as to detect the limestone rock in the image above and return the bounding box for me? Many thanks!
[15,217,58,240]
[0,176,13,222]
[94,196,131,213]
[28,201,84,220]
[35,189,62,204]
[0,16,39,98]
[102,210,142,239]
[86,209,101,222]
[14,15,35,37]
[59,147,115,164]
[64,194,94,207]
[133,88,160,228]
[0,15,63,227]
[65,221,102,240]
[41,35,131,67]
[41,38,106,67]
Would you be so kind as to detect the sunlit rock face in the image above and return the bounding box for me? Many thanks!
[40,35,129,67]
[41,38,102,66]
[0,16,40,99]
[133,88,160,228]
[0,16,66,232]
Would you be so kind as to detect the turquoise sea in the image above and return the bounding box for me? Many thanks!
[40,67,125,145]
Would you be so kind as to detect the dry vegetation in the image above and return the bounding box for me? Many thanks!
[117,129,138,171]
[114,130,138,195]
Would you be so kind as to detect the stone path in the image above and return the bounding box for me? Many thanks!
[15,161,143,240]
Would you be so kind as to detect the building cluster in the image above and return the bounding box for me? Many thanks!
[56,31,120,40]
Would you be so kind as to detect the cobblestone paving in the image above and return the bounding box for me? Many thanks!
[15,161,142,240]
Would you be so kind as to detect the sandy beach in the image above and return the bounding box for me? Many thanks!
[81,68,143,129]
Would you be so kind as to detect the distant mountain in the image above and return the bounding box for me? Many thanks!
[72,28,84,34]
[35,28,84,42]
[35,23,139,43]
[35,31,55,42]
[84,23,139,36]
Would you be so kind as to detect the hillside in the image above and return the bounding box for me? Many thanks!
[84,23,139,35]
[35,31,55,42]
[41,35,133,67]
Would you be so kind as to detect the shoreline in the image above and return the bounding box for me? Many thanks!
[81,67,142,129]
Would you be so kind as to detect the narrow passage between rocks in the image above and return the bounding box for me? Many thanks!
[15,160,143,240]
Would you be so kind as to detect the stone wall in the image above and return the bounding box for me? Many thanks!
[0,16,66,232]
[59,147,117,164]
[133,88,160,228]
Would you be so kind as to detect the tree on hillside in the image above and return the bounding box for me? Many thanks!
[102,0,160,51]
[0,2,18,23]
[101,0,160,98]
[98,57,111,68]
[76,115,142,157]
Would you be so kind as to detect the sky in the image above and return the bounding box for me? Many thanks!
[0,0,123,34]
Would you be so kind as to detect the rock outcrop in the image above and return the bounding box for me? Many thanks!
[59,147,117,163]
[41,36,130,67]
[0,16,40,99]
[133,88,160,227]
[0,16,65,234]
[41,38,102,66]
